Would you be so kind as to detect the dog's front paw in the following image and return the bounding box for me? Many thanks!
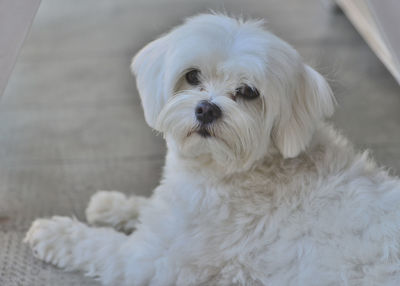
[24,216,78,268]
[86,191,127,225]
[86,191,138,233]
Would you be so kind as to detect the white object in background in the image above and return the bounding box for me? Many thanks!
[0,0,41,97]
[336,0,400,85]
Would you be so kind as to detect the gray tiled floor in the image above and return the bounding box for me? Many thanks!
[1,0,400,285]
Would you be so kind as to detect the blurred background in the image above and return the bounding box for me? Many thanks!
[0,0,399,285]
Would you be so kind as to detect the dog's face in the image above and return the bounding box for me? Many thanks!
[132,14,335,172]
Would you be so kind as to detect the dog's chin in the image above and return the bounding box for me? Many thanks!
[165,126,273,174]
[174,127,226,157]
[168,128,254,174]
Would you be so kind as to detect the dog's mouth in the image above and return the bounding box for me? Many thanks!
[187,126,213,138]
[185,125,231,150]
[197,127,211,138]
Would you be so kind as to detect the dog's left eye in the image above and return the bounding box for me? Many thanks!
[235,85,260,100]
[185,69,201,86]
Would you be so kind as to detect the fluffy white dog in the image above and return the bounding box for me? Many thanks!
[25,13,400,285]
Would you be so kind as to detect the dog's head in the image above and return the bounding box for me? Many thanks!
[131,13,335,172]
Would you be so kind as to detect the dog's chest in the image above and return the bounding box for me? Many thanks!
[157,177,327,284]
[166,176,310,257]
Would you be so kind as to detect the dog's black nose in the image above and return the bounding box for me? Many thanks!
[195,100,222,124]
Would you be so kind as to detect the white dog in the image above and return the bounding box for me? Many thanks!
[25,13,400,285]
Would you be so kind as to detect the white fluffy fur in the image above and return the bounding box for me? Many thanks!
[25,14,400,285]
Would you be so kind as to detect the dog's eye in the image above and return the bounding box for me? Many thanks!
[235,85,259,100]
[185,69,201,86]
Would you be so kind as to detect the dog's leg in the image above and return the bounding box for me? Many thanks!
[85,191,149,233]
[24,217,127,282]
[24,216,166,286]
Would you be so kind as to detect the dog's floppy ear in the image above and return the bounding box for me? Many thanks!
[131,35,171,129]
[272,65,335,158]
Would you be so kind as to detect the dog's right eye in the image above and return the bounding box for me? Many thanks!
[235,85,260,100]
[185,69,201,86]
